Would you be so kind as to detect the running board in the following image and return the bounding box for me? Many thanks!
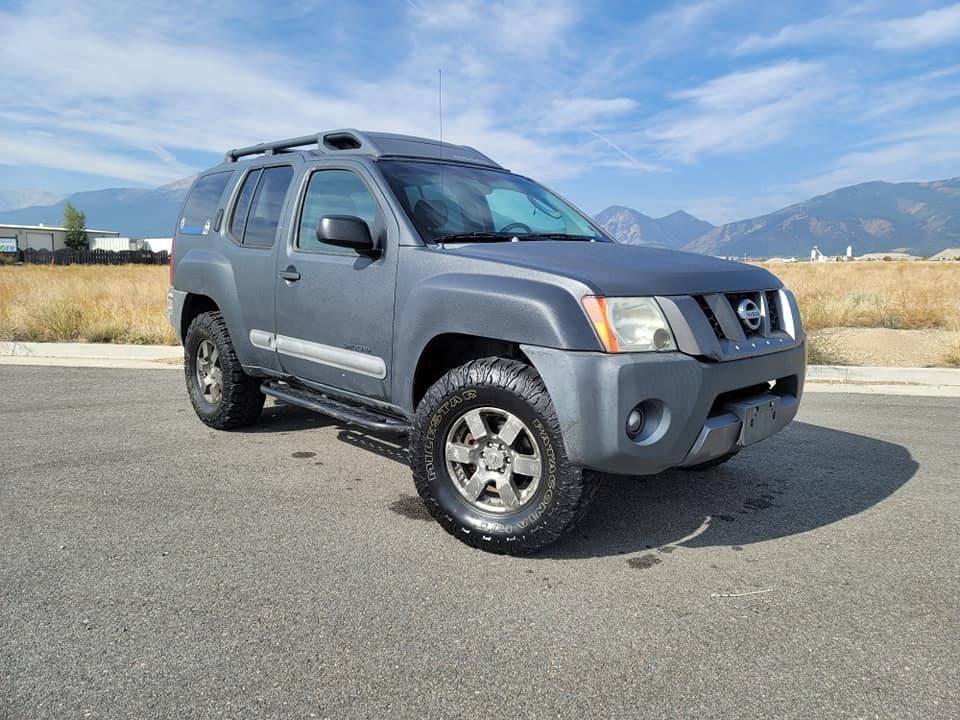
[260,381,411,435]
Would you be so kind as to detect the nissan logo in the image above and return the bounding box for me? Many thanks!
[737,298,762,331]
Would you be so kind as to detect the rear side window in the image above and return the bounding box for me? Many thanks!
[297,169,379,253]
[229,166,294,247]
[179,172,232,235]
[229,169,261,240]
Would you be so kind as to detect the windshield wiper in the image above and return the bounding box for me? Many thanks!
[435,231,519,243]
[436,231,600,244]
[517,233,599,241]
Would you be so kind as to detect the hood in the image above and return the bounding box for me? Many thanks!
[444,241,781,296]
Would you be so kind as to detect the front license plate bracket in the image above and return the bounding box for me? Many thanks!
[723,394,781,447]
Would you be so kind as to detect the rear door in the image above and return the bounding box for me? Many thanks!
[273,163,399,400]
[223,163,295,373]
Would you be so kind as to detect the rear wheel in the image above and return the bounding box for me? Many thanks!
[184,311,264,429]
[409,357,597,554]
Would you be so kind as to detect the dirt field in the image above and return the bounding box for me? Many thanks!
[1,262,958,366]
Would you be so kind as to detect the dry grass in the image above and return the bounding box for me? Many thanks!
[762,261,960,331]
[0,265,175,345]
[764,261,960,367]
[945,335,960,368]
[1,261,959,365]
[804,331,847,366]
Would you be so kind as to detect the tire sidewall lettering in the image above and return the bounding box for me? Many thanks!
[424,389,477,484]
[423,386,559,537]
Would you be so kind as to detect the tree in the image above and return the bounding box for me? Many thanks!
[62,202,88,250]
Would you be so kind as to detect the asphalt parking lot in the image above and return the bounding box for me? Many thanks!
[2,366,958,719]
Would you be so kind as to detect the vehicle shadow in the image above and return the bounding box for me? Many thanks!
[536,421,918,560]
[240,401,413,464]
[336,428,410,466]
[238,406,918,560]
[237,402,340,433]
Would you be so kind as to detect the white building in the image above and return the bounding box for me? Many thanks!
[141,237,173,253]
[856,252,924,261]
[929,248,960,261]
[0,223,120,252]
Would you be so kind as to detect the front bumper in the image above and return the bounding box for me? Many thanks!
[521,343,806,475]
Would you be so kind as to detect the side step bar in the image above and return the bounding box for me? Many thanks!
[260,381,411,435]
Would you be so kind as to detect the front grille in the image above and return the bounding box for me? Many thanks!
[691,289,784,341]
[695,295,725,340]
[766,290,781,332]
[674,287,798,362]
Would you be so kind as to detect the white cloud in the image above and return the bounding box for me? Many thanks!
[405,0,579,60]
[859,65,960,121]
[873,3,960,50]
[733,4,873,54]
[639,0,726,58]
[646,61,835,161]
[791,109,960,197]
[0,0,603,186]
[544,97,636,129]
[0,133,196,186]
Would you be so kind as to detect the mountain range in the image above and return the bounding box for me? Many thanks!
[0,180,189,236]
[0,175,958,257]
[597,177,960,258]
[0,190,64,212]
[594,207,715,249]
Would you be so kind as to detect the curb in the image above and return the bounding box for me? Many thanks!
[1,343,959,392]
[0,341,182,369]
[806,365,960,387]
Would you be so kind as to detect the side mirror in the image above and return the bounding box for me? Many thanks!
[316,215,379,255]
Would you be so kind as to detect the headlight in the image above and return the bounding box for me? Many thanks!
[582,296,677,352]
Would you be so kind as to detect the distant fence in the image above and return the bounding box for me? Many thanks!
[18,248,170,266]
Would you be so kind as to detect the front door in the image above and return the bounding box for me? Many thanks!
[273,166,398,400]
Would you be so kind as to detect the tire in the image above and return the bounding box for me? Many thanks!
[409,357,598,555]
[679,450,739,471]
[183,311,264,429]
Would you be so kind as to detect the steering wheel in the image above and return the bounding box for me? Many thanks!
[500,222,532,234]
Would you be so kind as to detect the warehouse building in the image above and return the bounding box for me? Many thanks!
[0,223,120,252]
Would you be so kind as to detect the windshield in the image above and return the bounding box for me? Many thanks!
[378,160,608,243]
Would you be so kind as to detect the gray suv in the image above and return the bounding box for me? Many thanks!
[167,129,805,554]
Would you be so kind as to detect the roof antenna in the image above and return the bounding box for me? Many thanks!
[438,67,446,249]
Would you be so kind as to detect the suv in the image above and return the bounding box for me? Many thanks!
[167,129,805,554]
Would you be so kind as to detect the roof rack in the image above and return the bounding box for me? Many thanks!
[223,129,502,169]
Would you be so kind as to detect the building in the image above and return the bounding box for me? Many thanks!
[141,237,173,253]
[855,251,924,261]
[0,223,120,252]
[929,248,960,261]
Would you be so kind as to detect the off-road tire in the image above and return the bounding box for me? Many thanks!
[679,450,739,471]
[184,311,264,429]
[409,357,598,555]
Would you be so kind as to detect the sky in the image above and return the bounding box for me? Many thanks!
[0,0,959,224]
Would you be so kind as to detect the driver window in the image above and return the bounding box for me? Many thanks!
[298,169,379,253]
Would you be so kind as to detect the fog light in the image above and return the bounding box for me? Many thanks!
[653,328,673,350]
[626,407,645,437]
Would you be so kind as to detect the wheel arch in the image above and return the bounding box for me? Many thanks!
[394,273,602,412]
[180,293,220,341]
[411,333,531,408]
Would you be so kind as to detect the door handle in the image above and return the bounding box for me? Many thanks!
[279,266,301,282]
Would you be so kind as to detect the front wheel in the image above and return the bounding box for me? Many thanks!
[409,357,597,555]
